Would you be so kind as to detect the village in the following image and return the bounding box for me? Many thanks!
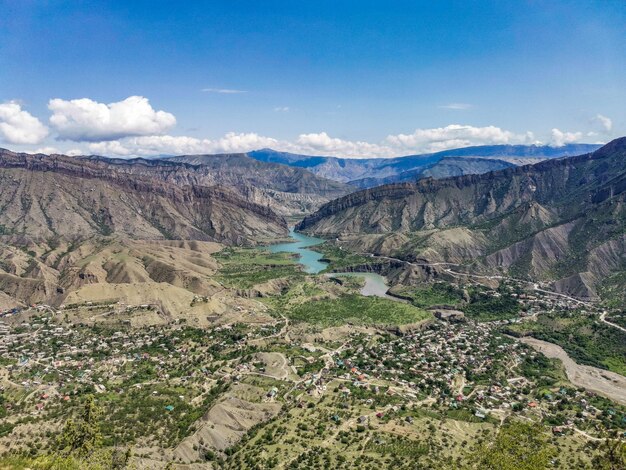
[0,275,623,464]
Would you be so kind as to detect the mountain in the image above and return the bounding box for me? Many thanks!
[0,148,294,309]
[349,157,516,189]
[0,149,288,244]
[87,152,355,217]
[297,138,626,300]
[249,144,602,186]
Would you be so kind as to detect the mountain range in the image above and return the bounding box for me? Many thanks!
[297,138,626,301]
[0,141,619,308]
[249,144,601,187]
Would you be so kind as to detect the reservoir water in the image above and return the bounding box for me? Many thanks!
[267,228,328,274]
[266,229,394,299]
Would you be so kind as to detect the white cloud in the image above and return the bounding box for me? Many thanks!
[274,107,290,112]
[48,96,176,142]
[201,88,247,94]
[0,102,49,145]
[439,103,472,110]
[88,132,281,157]
[550,128,583,147]
[386,125,535,153]
[592,114,612,133]
[296,132,394,157]
[31,146,59,155]
[84,125,547,159]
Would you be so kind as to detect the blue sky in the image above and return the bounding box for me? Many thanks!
[0,0,624,157]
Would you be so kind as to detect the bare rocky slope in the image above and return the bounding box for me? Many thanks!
[0,149,291,308]
[0,149,288,244]
[160,153,354,216]
[25,151,355,218]
[297,138,626,299]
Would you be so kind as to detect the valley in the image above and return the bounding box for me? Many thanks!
[4,4,624,469]
[0,143,624,469]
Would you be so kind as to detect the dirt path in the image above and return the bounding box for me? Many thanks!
[600,311,626,333]
[520,337,626,406]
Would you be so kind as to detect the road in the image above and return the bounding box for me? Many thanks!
[600,311,626,333]
[361,251,593,307]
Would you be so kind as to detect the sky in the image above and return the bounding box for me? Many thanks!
[0,0,625,158]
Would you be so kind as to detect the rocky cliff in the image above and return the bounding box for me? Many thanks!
[0,149,288,245]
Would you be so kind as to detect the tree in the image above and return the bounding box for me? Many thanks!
[592,430,626,470]
[58,395,103,457]
[471,421,556,470]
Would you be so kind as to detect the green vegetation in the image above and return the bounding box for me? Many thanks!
[281,294,431,327]
[215,246,305,288]
[599,272,626,309]
[507,311,626,375]
[389,283,521,322]
[606,310,626,329]
[1,396,134,470]
[311,243,373,271]
[518,353,567,388]
[463,287,520,322]
[591,430,626,470]
[366,435,428,458]
[472,420,556,469]
[390,282,465,308]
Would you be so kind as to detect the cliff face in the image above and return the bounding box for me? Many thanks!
[0,149,288,245]
[297,138,626,299]
[146,153,353,216]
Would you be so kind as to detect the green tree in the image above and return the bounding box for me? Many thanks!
[471,421,556,470]
[58,395,103,457]
[592,431,626,470]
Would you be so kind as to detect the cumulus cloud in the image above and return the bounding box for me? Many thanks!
[48,96,176,142]
[439,103,472,110]
[85,125,547,159]
[201,88,247,94]
[592,114,612,133]
[296,132,394,157]
[31,146,59,155]
[0,102,49,145]
[386,125,535,153]
[550,128,583,147]
[88,132,281,157]
[89,132,394,159]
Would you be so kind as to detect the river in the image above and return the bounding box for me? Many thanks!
[266,228,328,274]
[266,228,392,299]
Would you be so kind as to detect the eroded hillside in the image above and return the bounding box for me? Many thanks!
[297,138,626,300]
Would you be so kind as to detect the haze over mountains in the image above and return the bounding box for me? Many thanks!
[297,138,626,301]
[250,144,601,188]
